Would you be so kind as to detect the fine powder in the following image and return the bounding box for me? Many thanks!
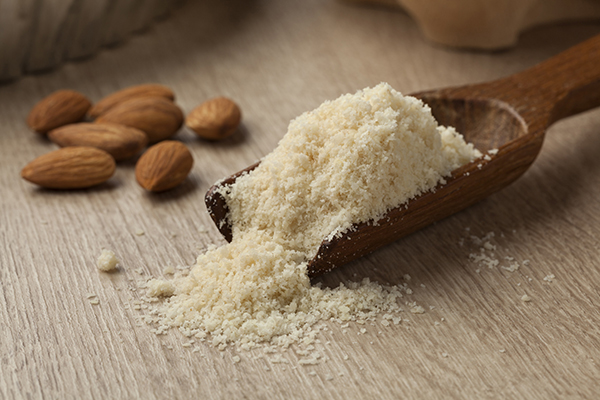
[144,83,481,350]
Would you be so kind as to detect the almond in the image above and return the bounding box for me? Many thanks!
[88,84,175,118]
[48,123,148,161]
[96,97,183,144]
[186,97,241,140]
[27,90,91,134]
[135,141,193,192]
[21,147,116,189]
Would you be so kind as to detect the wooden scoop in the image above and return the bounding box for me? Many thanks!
[205,34,600,277]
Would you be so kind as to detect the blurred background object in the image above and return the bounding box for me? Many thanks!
[3,0,600,83]
[344,0,600,49]
[0,0,186,83]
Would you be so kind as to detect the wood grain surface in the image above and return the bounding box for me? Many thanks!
[2,1,600,399]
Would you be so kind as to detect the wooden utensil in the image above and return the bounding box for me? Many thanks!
[205,34,600,277]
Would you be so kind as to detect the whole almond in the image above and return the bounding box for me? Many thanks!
[96,97,183,144]
[135,141,193,192]
[27,90,91,134]
[21,147,116,189]
[89,84,175,118]
[48,123,148,161]
[186,97,241,140]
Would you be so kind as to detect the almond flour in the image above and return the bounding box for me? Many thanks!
[142,83,480,352]
[97,249,119,272]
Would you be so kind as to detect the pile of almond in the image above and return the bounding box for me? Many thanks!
[21,84,242,191]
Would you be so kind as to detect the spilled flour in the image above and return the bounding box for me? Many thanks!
[143,83,481,351]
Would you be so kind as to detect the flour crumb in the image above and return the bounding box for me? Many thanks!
[466,230,527,274]
[146,279,175,297]
[410,304,426,314]
[521,294,532,302]
[502,260,520,272]
[135,229,145,236]
[96,249,119,272]
[483,242,496,251]
[543,274,556,282]
[163,265,176,275]
[299,356,321,366]
[270,354,289,364]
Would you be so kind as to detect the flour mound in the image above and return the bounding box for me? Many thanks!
[144,83,480,350]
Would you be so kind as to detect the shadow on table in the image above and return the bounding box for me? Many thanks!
[139,175,201,203]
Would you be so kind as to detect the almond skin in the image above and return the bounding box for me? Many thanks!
[48,123,148,161]
[88,84,175,118]
[96,97,183,144]
[27,90,91,134]
[186,97,241,140]
[21,147,116,189]
[135,141,193,192]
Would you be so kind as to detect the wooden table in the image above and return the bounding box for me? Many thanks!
[2,1,600,398]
